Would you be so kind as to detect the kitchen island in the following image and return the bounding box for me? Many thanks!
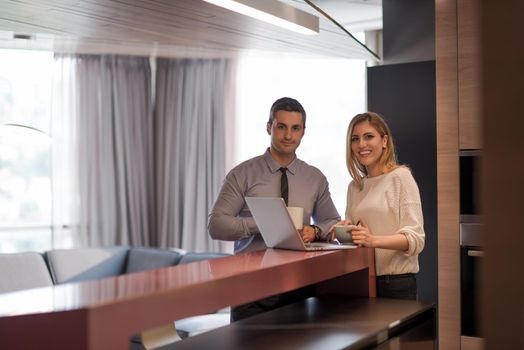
[0,247,375,350]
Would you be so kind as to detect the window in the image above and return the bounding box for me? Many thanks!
[0,46,367,252]
[0,49,54,252]
[235,51,367,215]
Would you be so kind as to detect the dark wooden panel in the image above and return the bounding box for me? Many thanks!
[435,0,461,348]
[458,0,482,150]
[481,0,524,349]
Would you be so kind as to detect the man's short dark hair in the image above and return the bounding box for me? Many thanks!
[267,97,306,128]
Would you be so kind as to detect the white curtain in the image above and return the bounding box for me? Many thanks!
[155,58,235,252]
[52,55,235,252]
[52,54,155,247]
[51,55,79,248]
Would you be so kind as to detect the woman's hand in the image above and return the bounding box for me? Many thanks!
[328,219,353,241]
[348,220,375,247]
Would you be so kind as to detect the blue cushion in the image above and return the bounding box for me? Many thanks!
[126,247,184,273]
[45,246,129,284]
[0,252,54,293]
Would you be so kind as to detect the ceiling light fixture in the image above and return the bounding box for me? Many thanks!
[203,0,319,35]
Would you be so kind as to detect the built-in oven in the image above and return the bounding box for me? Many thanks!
[459,150,483,339]
[460,215,482,337]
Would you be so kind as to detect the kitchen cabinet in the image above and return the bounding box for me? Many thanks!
[437,0,484,349]
[458,0,482,150]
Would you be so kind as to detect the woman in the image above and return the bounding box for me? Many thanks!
[332,112,425,300]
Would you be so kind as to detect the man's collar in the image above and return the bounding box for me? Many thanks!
[263,148,299,174]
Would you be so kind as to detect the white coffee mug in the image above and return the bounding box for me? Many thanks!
[286,207,304,230]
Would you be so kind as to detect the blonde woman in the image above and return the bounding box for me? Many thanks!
[332,112,425,300]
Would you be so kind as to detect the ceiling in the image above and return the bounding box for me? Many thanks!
[0,0,382,60]
[290,0,382,32]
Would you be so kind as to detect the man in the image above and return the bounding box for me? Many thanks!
[208,97,340,320]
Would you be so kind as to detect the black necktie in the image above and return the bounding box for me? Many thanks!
[279,167,288,206]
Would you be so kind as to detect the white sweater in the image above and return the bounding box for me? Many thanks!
[346,166,425,276]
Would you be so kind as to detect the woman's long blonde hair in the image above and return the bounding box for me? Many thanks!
[346,112,399,189]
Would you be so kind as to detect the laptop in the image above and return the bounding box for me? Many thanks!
[245,197,357,251]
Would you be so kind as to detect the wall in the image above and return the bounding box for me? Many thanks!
[367,61,437,304]
[382,0,435,65]
[367,0,437,304]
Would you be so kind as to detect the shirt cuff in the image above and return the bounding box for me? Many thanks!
[312,225,324,241]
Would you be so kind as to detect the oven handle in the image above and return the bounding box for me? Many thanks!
[467,249,484,257]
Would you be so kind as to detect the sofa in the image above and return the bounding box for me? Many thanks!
[0,246,231,349]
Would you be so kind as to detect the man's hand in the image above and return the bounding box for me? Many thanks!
[299,225,316,243]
